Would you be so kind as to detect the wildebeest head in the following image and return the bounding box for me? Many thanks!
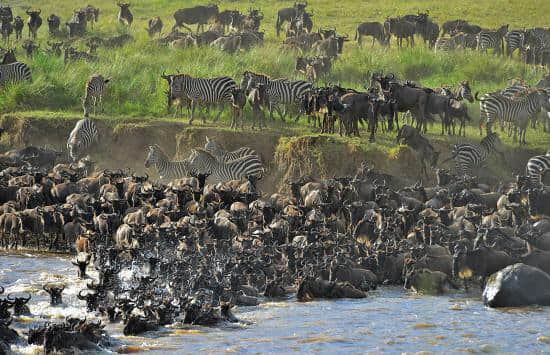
[71,253,91,278]
[43,283,65,306]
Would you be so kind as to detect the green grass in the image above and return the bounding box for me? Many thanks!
[0,0,549,152]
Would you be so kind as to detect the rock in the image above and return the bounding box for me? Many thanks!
[483,263,550,307]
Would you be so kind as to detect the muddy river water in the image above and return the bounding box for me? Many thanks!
[2,251,550,354]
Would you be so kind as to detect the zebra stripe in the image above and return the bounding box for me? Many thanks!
[204,136,258,163]
[526,154,550,187]
[187,148,264,182]
[477,25,508,54]
[83,74,110,117]
[67,118,99,162]
[450,133,504,177]
[0,61,31,85]
[479,90,550,141]
[241,71,312,120]
[505,30,524,57]
[168,74,236,124]
[144,144,194,180]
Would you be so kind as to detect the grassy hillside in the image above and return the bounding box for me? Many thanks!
[0,0,548,152]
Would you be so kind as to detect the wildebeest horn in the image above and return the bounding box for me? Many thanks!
[78,290,87,300]
[43,284,51,293]
[161,70,169,80]
[22,293,31,303]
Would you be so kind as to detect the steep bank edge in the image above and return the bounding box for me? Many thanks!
[1,114,538,193]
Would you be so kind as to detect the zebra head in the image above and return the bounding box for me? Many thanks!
[204,136,226,157]
[459,81,474,103]
[144,144,165,168]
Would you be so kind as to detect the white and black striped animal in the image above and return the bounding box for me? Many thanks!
[443,132,505,177]
[165,73,236,125]
[144,144,194,180]
[187,148,264,182]
[241,71,312,121]
[67,117,99,162]
[505,30,524,57]
[476,89,550,144]
[526,153,550,187]
[204,136,258,163]
[82,74,110,117]
[477,24,508,55]
[0,61,32,85]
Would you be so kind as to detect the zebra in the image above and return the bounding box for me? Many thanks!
[67,117,99,162]
[241,71,312,121]
[441,132,506,177]
[187,148,264,183]
[144,144,195,180]
[204,136,258,163]
[476,24,508,55]
[523,28,550,65]
[476,89,550,144]
[82,74,110,117]
[505,30,525,57]
[0,61,31,85]
[526,153,550,187]
[164,73,236,125]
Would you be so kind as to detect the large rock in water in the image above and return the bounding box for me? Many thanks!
[483,263,550,307]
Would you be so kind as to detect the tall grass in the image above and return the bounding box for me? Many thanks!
[0,0,547,120]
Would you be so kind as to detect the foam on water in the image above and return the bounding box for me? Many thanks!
[4,251,550,353]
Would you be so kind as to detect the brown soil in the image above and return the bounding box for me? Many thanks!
[0,114,542,194]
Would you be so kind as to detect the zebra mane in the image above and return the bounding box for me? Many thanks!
[150,144,169,159]
[191,148,216,160]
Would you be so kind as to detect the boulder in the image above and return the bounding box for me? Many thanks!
[483,263,550,307]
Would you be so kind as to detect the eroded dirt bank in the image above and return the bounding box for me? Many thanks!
[0,114,541,193]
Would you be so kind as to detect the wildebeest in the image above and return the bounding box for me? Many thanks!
[276,2,307,37]
[47,14,60,35]
[0,5,12,23]
[21,40,39,58]
[147,16,163,38]
[210,35,241,54]
[173,5,219,33]
[355,22,387,46]
[228,87,247,130]
[0,16,12,44]
[384,17,415,47]
[247,83,268,130]
[13,16,23,40]
[83,5,99,29]
[26,9,42,39]
[117,3,133,27]
[66,9,87,37]
[396,125,439,177]
[312,35,348,58]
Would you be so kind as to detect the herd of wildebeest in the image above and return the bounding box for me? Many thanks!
[1,2,550,354]
[1,2,550,144]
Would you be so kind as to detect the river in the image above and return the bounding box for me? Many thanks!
[2,251,550,354]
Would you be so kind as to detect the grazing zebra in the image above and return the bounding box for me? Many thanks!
[476,89,550,144]
[204,136,258,163]
[164,73,236,125]
[442,132,505,177]
[0,61,31,85]
[526,153,550,187]
[187,148,264,183]
[241,71,312,121]
[476,24,508,55]
[144,144,194,180]
[505,30,524,57]
[82,74,110,117]
[67,117,99,162]
[523,28,550,65]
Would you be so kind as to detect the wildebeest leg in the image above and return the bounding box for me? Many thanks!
[189,100,196,125]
